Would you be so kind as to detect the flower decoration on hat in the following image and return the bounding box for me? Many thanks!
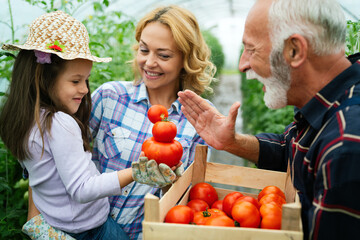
[34,50,51,64]
[46,40,65,52]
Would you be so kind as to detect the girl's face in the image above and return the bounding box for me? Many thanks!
[137,21,184,93]
[52,59,92,115]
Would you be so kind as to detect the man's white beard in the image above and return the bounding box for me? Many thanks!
[246,70,289,109]
[246,50,291,109]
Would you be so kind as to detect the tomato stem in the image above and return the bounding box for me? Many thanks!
[202,210,212,218]
[234,220,240,227]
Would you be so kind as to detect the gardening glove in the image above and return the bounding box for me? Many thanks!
[132,156,184,188]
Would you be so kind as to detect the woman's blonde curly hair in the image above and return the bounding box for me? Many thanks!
[132,5,216,95]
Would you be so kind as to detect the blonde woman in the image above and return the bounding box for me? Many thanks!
[89,5,216,239]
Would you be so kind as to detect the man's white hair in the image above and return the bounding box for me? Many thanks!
[268,0,346,56]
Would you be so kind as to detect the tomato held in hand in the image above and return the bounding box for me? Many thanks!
[187,199,209,213]
[231,201,261,228]
[142,137,183,167]
[148,105,168,124]
[189,182,218,206]
[164,205,194,224]
[152,120,177,142]
[222,191,244,217]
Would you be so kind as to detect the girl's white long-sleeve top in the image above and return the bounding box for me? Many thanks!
[21,111,122,233]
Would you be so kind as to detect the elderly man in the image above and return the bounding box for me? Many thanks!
[178,0,360,239]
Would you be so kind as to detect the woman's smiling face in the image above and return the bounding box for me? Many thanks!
[136,21,184,93]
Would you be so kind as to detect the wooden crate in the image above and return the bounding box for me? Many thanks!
[142,145,303,240]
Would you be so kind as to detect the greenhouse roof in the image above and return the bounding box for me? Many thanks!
[1,0,359,69]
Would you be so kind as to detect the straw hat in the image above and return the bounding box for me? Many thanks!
[2,10,111,63]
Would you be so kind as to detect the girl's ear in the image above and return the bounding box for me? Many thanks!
[283,34,308,68]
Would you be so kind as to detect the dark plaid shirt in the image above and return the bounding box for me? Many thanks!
[256,61,360,240]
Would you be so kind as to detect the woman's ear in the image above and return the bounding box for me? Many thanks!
[283,34,308,68]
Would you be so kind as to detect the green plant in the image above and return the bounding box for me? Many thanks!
[346,20,360,55]
[82,2,136,91]
[202,30,225,77]
[0,139,28,239]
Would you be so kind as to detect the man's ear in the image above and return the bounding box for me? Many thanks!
[283,34,307,68]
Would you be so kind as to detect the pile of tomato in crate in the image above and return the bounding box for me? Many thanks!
[164,182,286,229]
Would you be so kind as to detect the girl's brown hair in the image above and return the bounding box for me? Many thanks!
[132,5,216,95]
[0,50,92,160]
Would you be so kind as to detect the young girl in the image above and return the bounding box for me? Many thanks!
[0,10,134,240]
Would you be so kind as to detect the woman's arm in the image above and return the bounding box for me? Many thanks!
[23,188,75,240]
[27,186,40,221]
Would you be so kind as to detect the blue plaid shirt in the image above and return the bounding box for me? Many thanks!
[89,81,208,239]
[256,61,360,240]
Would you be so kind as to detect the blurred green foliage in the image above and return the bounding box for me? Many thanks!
[0,139,28,239]
[346,20,360,55]
[202,29,225,77]
[83,2,136,91]
[202,29,225,98]
[241,70,295,135]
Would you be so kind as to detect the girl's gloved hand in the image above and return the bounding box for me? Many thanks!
[132,157,184,188]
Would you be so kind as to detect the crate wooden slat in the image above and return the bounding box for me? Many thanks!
[143,145,303,240]
[205,162,287,191]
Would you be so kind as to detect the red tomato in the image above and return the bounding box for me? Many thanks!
[205,215,235,227]
[152,120,177,142]
[189,182,218,206]
[231,201,261,228]
[148,105,168,124]
[260,202,282,229]
[142,137,183,167]
[211,200,223,211]
[234,195,260,209]
[192,211,211,225]
[259,202,282,218]
[187,199,209,213]
[261,214,282,229]
[259,193,286,208]
[206,208,226,217]
[260,203,282,230]
[192,208,226,225]
[258,185,285,202]
[164,205,194,224]
[222,191,243,217]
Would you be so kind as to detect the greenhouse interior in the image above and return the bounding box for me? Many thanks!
[1,0,360,239]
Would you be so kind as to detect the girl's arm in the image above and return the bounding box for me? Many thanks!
[117,168,134,188]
